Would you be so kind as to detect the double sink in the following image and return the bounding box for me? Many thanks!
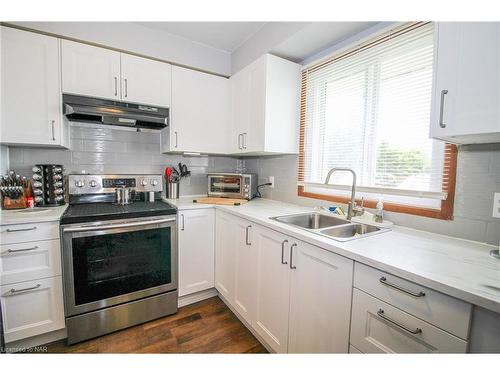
[270,212,389,242]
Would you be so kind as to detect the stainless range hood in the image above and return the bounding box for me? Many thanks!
[63,94,169,130]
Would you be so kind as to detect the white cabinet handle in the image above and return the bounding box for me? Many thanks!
[439,89,448,128]
[124,78,128,98]
[238,133,243,149]
[174,131,178,148]
[180,213,185,231]
[114,77,118,96]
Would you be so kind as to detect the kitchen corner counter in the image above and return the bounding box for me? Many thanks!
[180,197,500,313]
[0,204,68,226]
[163,196,216,210]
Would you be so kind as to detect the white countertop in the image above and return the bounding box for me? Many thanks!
[167,197,500,313]
[0,204,68,226]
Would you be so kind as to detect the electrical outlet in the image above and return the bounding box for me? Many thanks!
[492,193,500,218]
[269,176,275,188]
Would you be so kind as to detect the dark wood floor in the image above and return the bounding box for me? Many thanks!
[46,297,268,354]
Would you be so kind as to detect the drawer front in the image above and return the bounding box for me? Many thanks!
[0,222,59,244]
[1,276,65,343]
[354,262,471,339]
[1,239,62,285]
[350,288,467,353]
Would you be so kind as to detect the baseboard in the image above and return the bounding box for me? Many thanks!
[178,288,218,308]
[4,328,67,353]
[218,294,274,353]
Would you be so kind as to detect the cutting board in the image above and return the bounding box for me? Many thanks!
[193,197,248,206]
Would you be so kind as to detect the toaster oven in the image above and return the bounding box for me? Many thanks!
[207,173,258,200]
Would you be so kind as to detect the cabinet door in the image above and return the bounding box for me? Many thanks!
[1,276,65,343]
[121,53,171,107]
[170,66,230,154]
[287,241,353,353]
[214,211,237,301]
[1,27,64,146]
[253,225,291,353]
[62,40,121,100]
[430,23,500,142]
[233,220,256,324]
[178,209,215,297]
[230,68,250,153]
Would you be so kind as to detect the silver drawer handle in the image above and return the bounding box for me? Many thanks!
[5,226,37,233]
[377,309,422,335]
[3,246,39,255]
[63,217,176,233]
[281,240,288,265]
[8,284,41,295]
[379,277,426,298]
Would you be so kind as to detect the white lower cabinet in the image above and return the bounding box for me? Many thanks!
[178,209,215,297]
[215,213,354,353]
[350,288,467,353]
[233,221,257,323]
[1,276,65,343]
[215,211,237,301]
[287,241,353,353]
[253,226,291,353]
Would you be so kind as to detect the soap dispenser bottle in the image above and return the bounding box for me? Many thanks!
[374,198,384,223]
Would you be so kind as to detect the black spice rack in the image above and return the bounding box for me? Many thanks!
[32,164,65,206]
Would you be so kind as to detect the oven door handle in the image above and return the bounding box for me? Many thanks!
[63,217,176,233]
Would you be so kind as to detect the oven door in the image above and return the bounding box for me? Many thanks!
[61,215,177,317]
[208,174,243,198]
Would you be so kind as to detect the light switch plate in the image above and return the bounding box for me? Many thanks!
[492,192,500,218]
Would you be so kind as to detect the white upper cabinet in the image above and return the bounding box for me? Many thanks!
[62,40,121,101]
[62,40,172,107]
[1,27,67,147]
[120,53,171,107]
[430,22,500,144]
[162,66,230,154]
[230,54,301,155]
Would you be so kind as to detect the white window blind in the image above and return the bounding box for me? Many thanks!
[299,22,447,208]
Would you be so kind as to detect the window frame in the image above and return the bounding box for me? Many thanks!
[297,25,458,220]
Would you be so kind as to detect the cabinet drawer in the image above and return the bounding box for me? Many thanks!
[1,276,65,343]
[350,288,468,353]
[0,222,59,244]
[354,263,471,339]
[1,239,62,285]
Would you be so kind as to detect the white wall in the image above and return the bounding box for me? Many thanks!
[10,22,231,76]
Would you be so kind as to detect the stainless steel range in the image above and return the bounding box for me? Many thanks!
[60,174,178,345]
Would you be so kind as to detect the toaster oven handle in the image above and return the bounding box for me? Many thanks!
[63,217,176,233]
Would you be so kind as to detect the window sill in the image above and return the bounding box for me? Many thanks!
[297,186,454,220]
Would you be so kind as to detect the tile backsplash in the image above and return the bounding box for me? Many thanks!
[7,123,240,196]
[246,144,500,245]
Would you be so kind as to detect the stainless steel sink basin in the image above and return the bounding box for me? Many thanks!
[270,212,389,241]
[271,212,349,229]
[320,223,383,241]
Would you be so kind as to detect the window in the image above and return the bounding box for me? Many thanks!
[298,22,457,219]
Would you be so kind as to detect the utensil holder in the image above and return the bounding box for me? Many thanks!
[1,194,27,210]
[166,182,179,199]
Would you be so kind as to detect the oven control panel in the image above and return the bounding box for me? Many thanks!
[68,174,163,195]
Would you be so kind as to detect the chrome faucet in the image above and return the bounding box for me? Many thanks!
[324,167,363,220]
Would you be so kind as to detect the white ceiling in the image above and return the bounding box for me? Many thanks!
[136,22,266,52]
